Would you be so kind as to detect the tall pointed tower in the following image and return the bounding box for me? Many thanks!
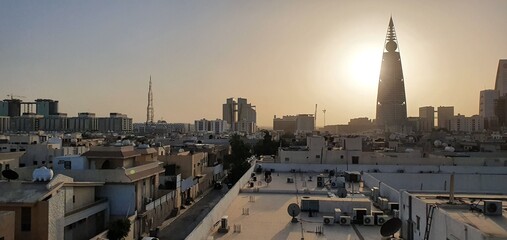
[146,76,154,125]
[375,17,407,130]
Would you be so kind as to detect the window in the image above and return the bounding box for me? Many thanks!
[352,156,359,164]
[5,164,9,170]
[285,157,289,162]
[64,161,71,169]
[316,155,320,159]
[73,195,75,203]
[416,215,420,231]
[340,155,344,159]
[21,207,31,231]
[33,161,38,166]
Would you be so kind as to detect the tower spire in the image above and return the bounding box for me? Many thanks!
[146,75,154,125]
[376,17,407,132]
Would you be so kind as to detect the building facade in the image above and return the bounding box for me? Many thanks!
[494,59,507,96]
[419,106,435,132]
[437,106,454,130]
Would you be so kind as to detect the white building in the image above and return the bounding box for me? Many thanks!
[450,114,484,133]
[194,119,230,133]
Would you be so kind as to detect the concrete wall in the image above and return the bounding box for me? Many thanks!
[98,184,136,216]
[0,211,15,240]
[185,162,256,240]
[367,173,507,195]
[257,163,507,175]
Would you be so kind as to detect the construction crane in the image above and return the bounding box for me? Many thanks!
[6,94,25,100]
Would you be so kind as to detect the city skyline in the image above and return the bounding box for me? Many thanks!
[1,1,507,127]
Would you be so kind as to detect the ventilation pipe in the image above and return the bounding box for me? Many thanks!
[449,173,455,203]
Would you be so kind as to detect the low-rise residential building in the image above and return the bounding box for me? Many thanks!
[0,174,108,240]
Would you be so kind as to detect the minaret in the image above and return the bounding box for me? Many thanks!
[146,76,154,125]
[375,17,407,131]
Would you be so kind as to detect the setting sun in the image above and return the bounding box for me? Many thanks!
[348,46,383,90]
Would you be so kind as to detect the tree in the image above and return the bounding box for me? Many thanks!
[107,218,131,240]
[224,134,252,184]
[253,130,278,156]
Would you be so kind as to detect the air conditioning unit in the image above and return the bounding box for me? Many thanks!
[334,208,342,222]
[371,211,384,225]
[484,201,503,216]
[378,197,389,210]
[377,215,389,225]
[339,216,351,225]
[363,215,374,226]
[323,216,334,224]
[287,177,294,183]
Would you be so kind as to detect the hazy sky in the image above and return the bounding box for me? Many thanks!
[1,1,507,127]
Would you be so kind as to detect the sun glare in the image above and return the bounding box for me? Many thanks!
[348,46,382,90]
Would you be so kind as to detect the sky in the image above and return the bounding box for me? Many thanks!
[1,1,507,128]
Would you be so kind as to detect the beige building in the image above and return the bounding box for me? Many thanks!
[0,174,107,240]
[0,211,15,240]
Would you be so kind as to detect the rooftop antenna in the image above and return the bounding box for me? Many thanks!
[314,104,317,130]
[2,169,19,182]
[322,109,327,127]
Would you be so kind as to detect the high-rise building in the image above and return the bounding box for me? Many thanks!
[35,99,59,117]
[480,89,499,129]
[419,106,435,132]
[146,76,154,125]
[450,114,484,133]
[0,99,22,117]
[494,59,507,96]
[222,98,236,128]
[375,17,407,131]
[437,106,454,130]
[222,98,256,133]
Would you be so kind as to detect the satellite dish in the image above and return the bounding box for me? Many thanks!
[266,176,272,184]
[380,217,402,237]
[337,188,348,198]
[2,169,19,181]
[287,203,300,223]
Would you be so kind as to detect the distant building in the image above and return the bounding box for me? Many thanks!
[437,106,454,130]
[10,113,43,132]
[0,99,22,117]
[67,112,99,132]
[222,98,256,133]
[376,17,408,131]
[98,113,133,133]
[39,113,68,132]
[419,106,435,132]
[494,59,507,96]
[450,114,484,133]
[273,115,297,134]
[480,90,499,129]
[495,95,507,128]
[273,114,314,134]
[34,99,59,117]
[194,119,230,133]
[0,116,10,133]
